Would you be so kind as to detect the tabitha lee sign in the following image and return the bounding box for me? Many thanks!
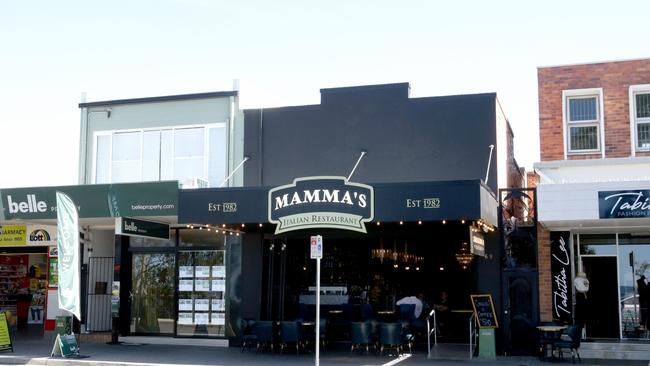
[598,189,650,218]
[269,176,374,234]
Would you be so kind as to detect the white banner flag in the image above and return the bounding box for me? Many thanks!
[56,192,80,320]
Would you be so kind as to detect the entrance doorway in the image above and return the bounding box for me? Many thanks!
[259,224,481,343]
[582,256,619,338]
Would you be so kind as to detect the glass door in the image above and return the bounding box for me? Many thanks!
[130,253,176,335]
[618,234,650,340]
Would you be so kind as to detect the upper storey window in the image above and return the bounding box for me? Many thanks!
[630,85,650,151]
[94,124,227,187]
[563,88,603,156]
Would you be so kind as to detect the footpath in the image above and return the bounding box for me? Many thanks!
[0,336,647,366]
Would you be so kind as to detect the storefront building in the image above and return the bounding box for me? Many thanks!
[535,59,650,345]
[178,83,526,349]
[73,89,245,343]
[0,181,178,335]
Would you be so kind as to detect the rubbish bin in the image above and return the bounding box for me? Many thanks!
[55,316,72,335]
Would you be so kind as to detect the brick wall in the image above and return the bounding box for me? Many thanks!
[526,171,538,188]
[538,59,650,161]
[537,225,552,322]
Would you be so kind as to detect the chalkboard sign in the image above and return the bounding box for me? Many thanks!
[470,294,498,328]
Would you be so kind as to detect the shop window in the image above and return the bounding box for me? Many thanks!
[630,85,650,151]
[563,89,603,155]
[177,250,226,337]
[179,229,226,248]
[578,234,616,256]
[129,231,176,248]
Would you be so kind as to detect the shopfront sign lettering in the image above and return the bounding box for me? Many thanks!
[550,232,572,323]
[6,194,47,214]
[208,202,238,212]
[115,217,169,240]
[405,197,440,208]
[599,190,650,218]
[269,177,374,234]
[0,182,178,220]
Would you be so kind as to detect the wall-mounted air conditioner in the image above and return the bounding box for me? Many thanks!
[181,177,209,189]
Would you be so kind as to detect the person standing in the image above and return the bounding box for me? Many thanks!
[638,275,648,328]
[433,291,451,337]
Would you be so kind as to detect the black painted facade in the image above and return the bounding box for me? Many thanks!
[227,83,514,350]
[243,83,500,192]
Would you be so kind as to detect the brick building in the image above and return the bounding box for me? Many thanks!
[534,58,650,343]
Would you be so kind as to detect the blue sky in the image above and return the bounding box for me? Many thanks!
[1,1,649,188]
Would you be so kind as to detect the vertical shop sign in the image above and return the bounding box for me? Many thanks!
[56,192,80,320]
[550,231,572,323]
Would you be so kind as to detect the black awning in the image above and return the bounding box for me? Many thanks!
[179,179,496,226]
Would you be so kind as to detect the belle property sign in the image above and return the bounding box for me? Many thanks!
[268,177,374,234]
[0,181,178,220]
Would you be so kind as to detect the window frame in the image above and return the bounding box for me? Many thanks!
[629,84,650,155]
[562,88,605,158]
[92,123,227,185]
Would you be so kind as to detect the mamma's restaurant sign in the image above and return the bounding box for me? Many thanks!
[269,177,374,234]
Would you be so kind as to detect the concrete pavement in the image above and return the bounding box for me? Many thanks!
[0,337,647,366]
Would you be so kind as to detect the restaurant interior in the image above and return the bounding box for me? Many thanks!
[258,220,486,343]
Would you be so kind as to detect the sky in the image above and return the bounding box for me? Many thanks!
[1,1,649,189]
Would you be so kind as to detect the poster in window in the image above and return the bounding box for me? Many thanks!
[195,298,209,311]
[195,279,210,292]
[211,279,225,292]
[179,266,194,278]
[211,265,225,278]
[178,298,193,311]
[48,256,58,288]
[195,313,209,325]
[178,280,193,291]
[211,299,225,311]
[211,312,225,325]
[195,266,210,278]
[178,313,193,324]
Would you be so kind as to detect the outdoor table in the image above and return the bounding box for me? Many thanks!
[536,325,567,361]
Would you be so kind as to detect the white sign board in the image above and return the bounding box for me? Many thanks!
[310,235,323,259]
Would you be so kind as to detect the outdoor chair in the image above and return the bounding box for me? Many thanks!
[554,325,582,363]
[239,318,257,352]
[319,318,328,351]
[379,322,403,356]
[350,321,373,354]
[254,320,275,352]
[398,304,416,323]
[279,320,302,355]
